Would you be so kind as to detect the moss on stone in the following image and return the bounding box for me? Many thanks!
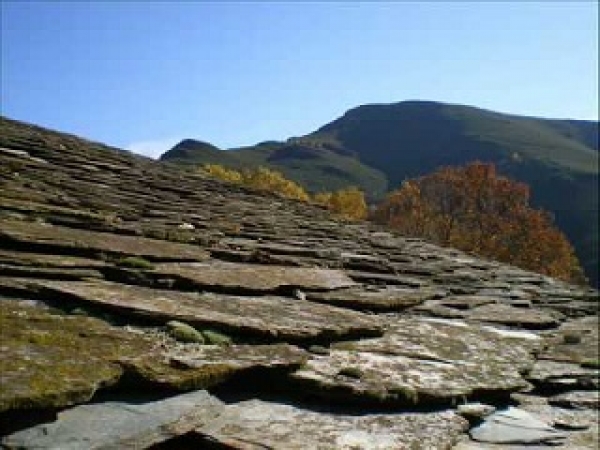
[120,359,236,391]
[166,321,205,344]
[1,303,274,413]
[201,329,232,346]
[0,301,155,413]
[308,345,330,355]
[115,256,155,270]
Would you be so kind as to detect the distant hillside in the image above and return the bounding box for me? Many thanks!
[160,101,599,286]
[162,139,389,200]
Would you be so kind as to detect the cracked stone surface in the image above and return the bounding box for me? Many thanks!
[291,318,539,405]
[194,399,469,450]
[469,407,567,444]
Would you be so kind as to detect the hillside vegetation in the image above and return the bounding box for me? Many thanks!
[201,164,368,220]
[160,100,598,286]
[164,140,388,201]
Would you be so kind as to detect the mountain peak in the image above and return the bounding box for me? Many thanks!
[159,138,222,162]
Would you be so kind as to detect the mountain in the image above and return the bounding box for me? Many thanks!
[163,138,390,200]
[160,101,599,286]
[1,116,598,448]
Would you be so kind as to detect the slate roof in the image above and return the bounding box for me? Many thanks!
[1,116,598,449]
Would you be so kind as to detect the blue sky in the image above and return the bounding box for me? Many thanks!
[1,1,598,158]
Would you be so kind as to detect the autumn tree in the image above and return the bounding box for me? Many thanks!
[314,187,368,221]
[372,162,586,284]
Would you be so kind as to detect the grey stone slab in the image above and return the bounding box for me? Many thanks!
[32,280,383,343]
[0,219,210,261]
[526,360,599,390]
[291,318,539,406]
[470,407,567,444]
[154,260,358,292]
[2,390,223,450]
[196,399,469,450]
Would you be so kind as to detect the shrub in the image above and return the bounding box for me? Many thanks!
[314,187,368,221]
[201,164,242,183]
[202,164,310,202]
[241,166,310,201]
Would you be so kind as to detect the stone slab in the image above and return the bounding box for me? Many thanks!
[469,407,566,444]
[291,318,538,406]
[0,301,154,413]
[32,280,383,343]
[467,303,561,329]
[0,219,209,261]
[195,399,469,450]
[526,360,600,390]
[154,260,358,293]
[2,390,224,450]
[306,286,444,311]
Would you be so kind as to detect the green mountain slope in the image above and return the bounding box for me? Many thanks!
[309,101,597,182]
[162,139,389,199]
[160,101,598,286]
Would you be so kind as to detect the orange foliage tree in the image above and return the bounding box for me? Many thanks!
[372,162,586,284]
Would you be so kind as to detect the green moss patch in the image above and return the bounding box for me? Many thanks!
[115,256,155,270]
[201,329,232,345]
[166,321,205,344]
[0,301,155,413]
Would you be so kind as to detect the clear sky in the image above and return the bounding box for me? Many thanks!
[1,1,598,158]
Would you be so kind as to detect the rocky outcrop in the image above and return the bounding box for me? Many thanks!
[1,116,598,448]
